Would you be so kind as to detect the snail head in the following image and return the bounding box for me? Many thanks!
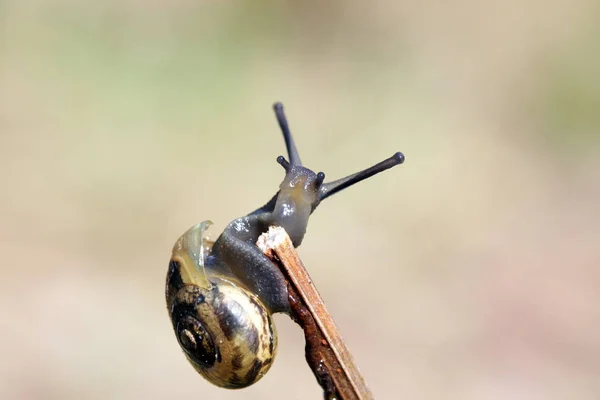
[271,102,405,246]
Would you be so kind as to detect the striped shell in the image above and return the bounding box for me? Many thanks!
[166,222,277,388]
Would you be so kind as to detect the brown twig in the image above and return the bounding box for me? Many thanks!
[257,226,374,400]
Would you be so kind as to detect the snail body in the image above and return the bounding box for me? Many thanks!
[166,103,404,389]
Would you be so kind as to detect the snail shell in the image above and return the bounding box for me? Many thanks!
[166,221,277,389]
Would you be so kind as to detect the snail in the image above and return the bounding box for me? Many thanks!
[166,103,404,389]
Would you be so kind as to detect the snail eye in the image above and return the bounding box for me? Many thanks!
[176,315,218,368]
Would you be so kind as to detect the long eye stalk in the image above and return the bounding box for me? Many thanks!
[273,102,302,166]
[319,152,404,200]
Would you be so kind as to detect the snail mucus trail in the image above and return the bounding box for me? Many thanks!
[166,103,404,389]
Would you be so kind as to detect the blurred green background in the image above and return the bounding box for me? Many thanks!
[1,1,599,399]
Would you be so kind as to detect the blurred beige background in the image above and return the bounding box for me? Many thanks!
[1,1,599,399]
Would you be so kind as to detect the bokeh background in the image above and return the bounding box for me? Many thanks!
[1,1,599,399]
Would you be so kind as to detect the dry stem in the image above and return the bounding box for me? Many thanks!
[258,226,374,400]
